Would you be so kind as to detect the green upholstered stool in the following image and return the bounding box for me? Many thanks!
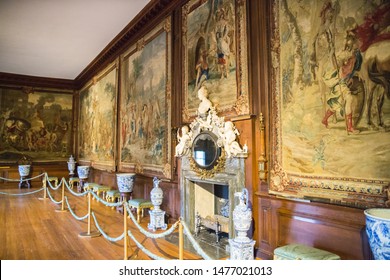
[128,199,154,223]
[106,190,121,209]
[68,177,80,190]
[83,182,99,192]
[274,244,340,260]
[92,185,111,200]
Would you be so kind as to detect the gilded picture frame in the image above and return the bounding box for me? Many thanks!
[0,87,73,163]
[270,0,390,208]
[182,0,249,122]
[78,61,118,171]
[118,17,172,179]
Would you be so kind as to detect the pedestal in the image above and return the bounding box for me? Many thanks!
[117,192,132,214]
[19,176,30,189]
[228,239,256,260]
[78,178,86,192]
[148,209,167,231]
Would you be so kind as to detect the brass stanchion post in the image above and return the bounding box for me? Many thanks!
[179,220,184,260]
[79,190,101,238]
[124,201,128,260]
[55,179,67,212]
[38,175,48,200]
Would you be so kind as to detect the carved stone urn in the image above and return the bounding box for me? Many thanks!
[229,188,255,260]
[67,155,76,177]
[148,177,167,231]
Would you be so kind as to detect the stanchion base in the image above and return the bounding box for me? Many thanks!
[55,209,68,212]
[78,231,101,238]
[38,197,48,200]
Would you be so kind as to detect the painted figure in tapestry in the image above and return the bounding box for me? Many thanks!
[277,0,390,180]
[186,0,238,112]
[0,89,72,161]
[120,31,168,167]
[78,68,116,166]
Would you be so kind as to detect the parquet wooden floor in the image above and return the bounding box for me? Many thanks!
[0,182,201,260]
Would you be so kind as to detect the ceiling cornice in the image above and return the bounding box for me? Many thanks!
[74,0,180,90]
[0,72,75,90]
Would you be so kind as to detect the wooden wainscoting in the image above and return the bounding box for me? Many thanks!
[255,192,372,260]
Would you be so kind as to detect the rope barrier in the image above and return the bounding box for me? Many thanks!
[127,230,168,260]
[125,203,179,238]
[90,191,122,208]
[44,173,63,190]
[1,172,219,260]
[91,212,125,242]
[0,172,45,182]
[46,187,62,204]
[0,187,44,196]
[181,219,213,260]
[65,196,89,221]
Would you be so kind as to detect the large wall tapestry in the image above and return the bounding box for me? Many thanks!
[0,87,73,162]
[119,18,172,179]
[182,0,249,121]
[270,0,390,208]
[78,62,117,171]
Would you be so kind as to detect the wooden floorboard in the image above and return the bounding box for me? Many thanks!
[0,183,201,260]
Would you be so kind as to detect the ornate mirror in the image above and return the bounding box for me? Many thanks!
[192,131,221,170]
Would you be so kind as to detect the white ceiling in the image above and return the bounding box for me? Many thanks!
[0,0,151,80]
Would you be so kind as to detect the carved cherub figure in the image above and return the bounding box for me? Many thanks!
[175,125,192,157]
[220,121,243,158]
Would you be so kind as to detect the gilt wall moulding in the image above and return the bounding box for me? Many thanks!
[269,0,390,208]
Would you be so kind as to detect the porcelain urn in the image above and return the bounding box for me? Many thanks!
[150,177,163,210]
[77,166,90,180]
[364,208,390,260]
[233,188,252,242]
[67,155,76,176]
[18,164,31,177]
[116,173,136,193]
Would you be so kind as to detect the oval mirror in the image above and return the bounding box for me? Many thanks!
[192,131,221,170]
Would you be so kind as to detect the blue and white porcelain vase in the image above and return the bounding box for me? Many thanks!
[150,177,163,211]
[18,164,31,177]
[77,166,90,180]
[116,173,136,193]
[67,155,76,177]
[364,208,390,260]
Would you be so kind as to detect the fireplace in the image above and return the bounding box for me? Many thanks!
[179,155,246,240]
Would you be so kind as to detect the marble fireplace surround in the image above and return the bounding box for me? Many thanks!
[179,155,246,240]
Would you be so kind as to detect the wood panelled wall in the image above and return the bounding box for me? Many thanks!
[0,0,373,259]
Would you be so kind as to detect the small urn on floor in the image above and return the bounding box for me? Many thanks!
[148,177,167,231]
[116,173,135,213]
[77,165,90,192]
[228,188,255,260]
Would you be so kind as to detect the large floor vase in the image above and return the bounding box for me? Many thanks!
[364,208,390,260]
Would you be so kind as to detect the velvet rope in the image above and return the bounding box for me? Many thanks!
[0,172,45,182]
[43,173,63,190]
[90,191,122,208]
